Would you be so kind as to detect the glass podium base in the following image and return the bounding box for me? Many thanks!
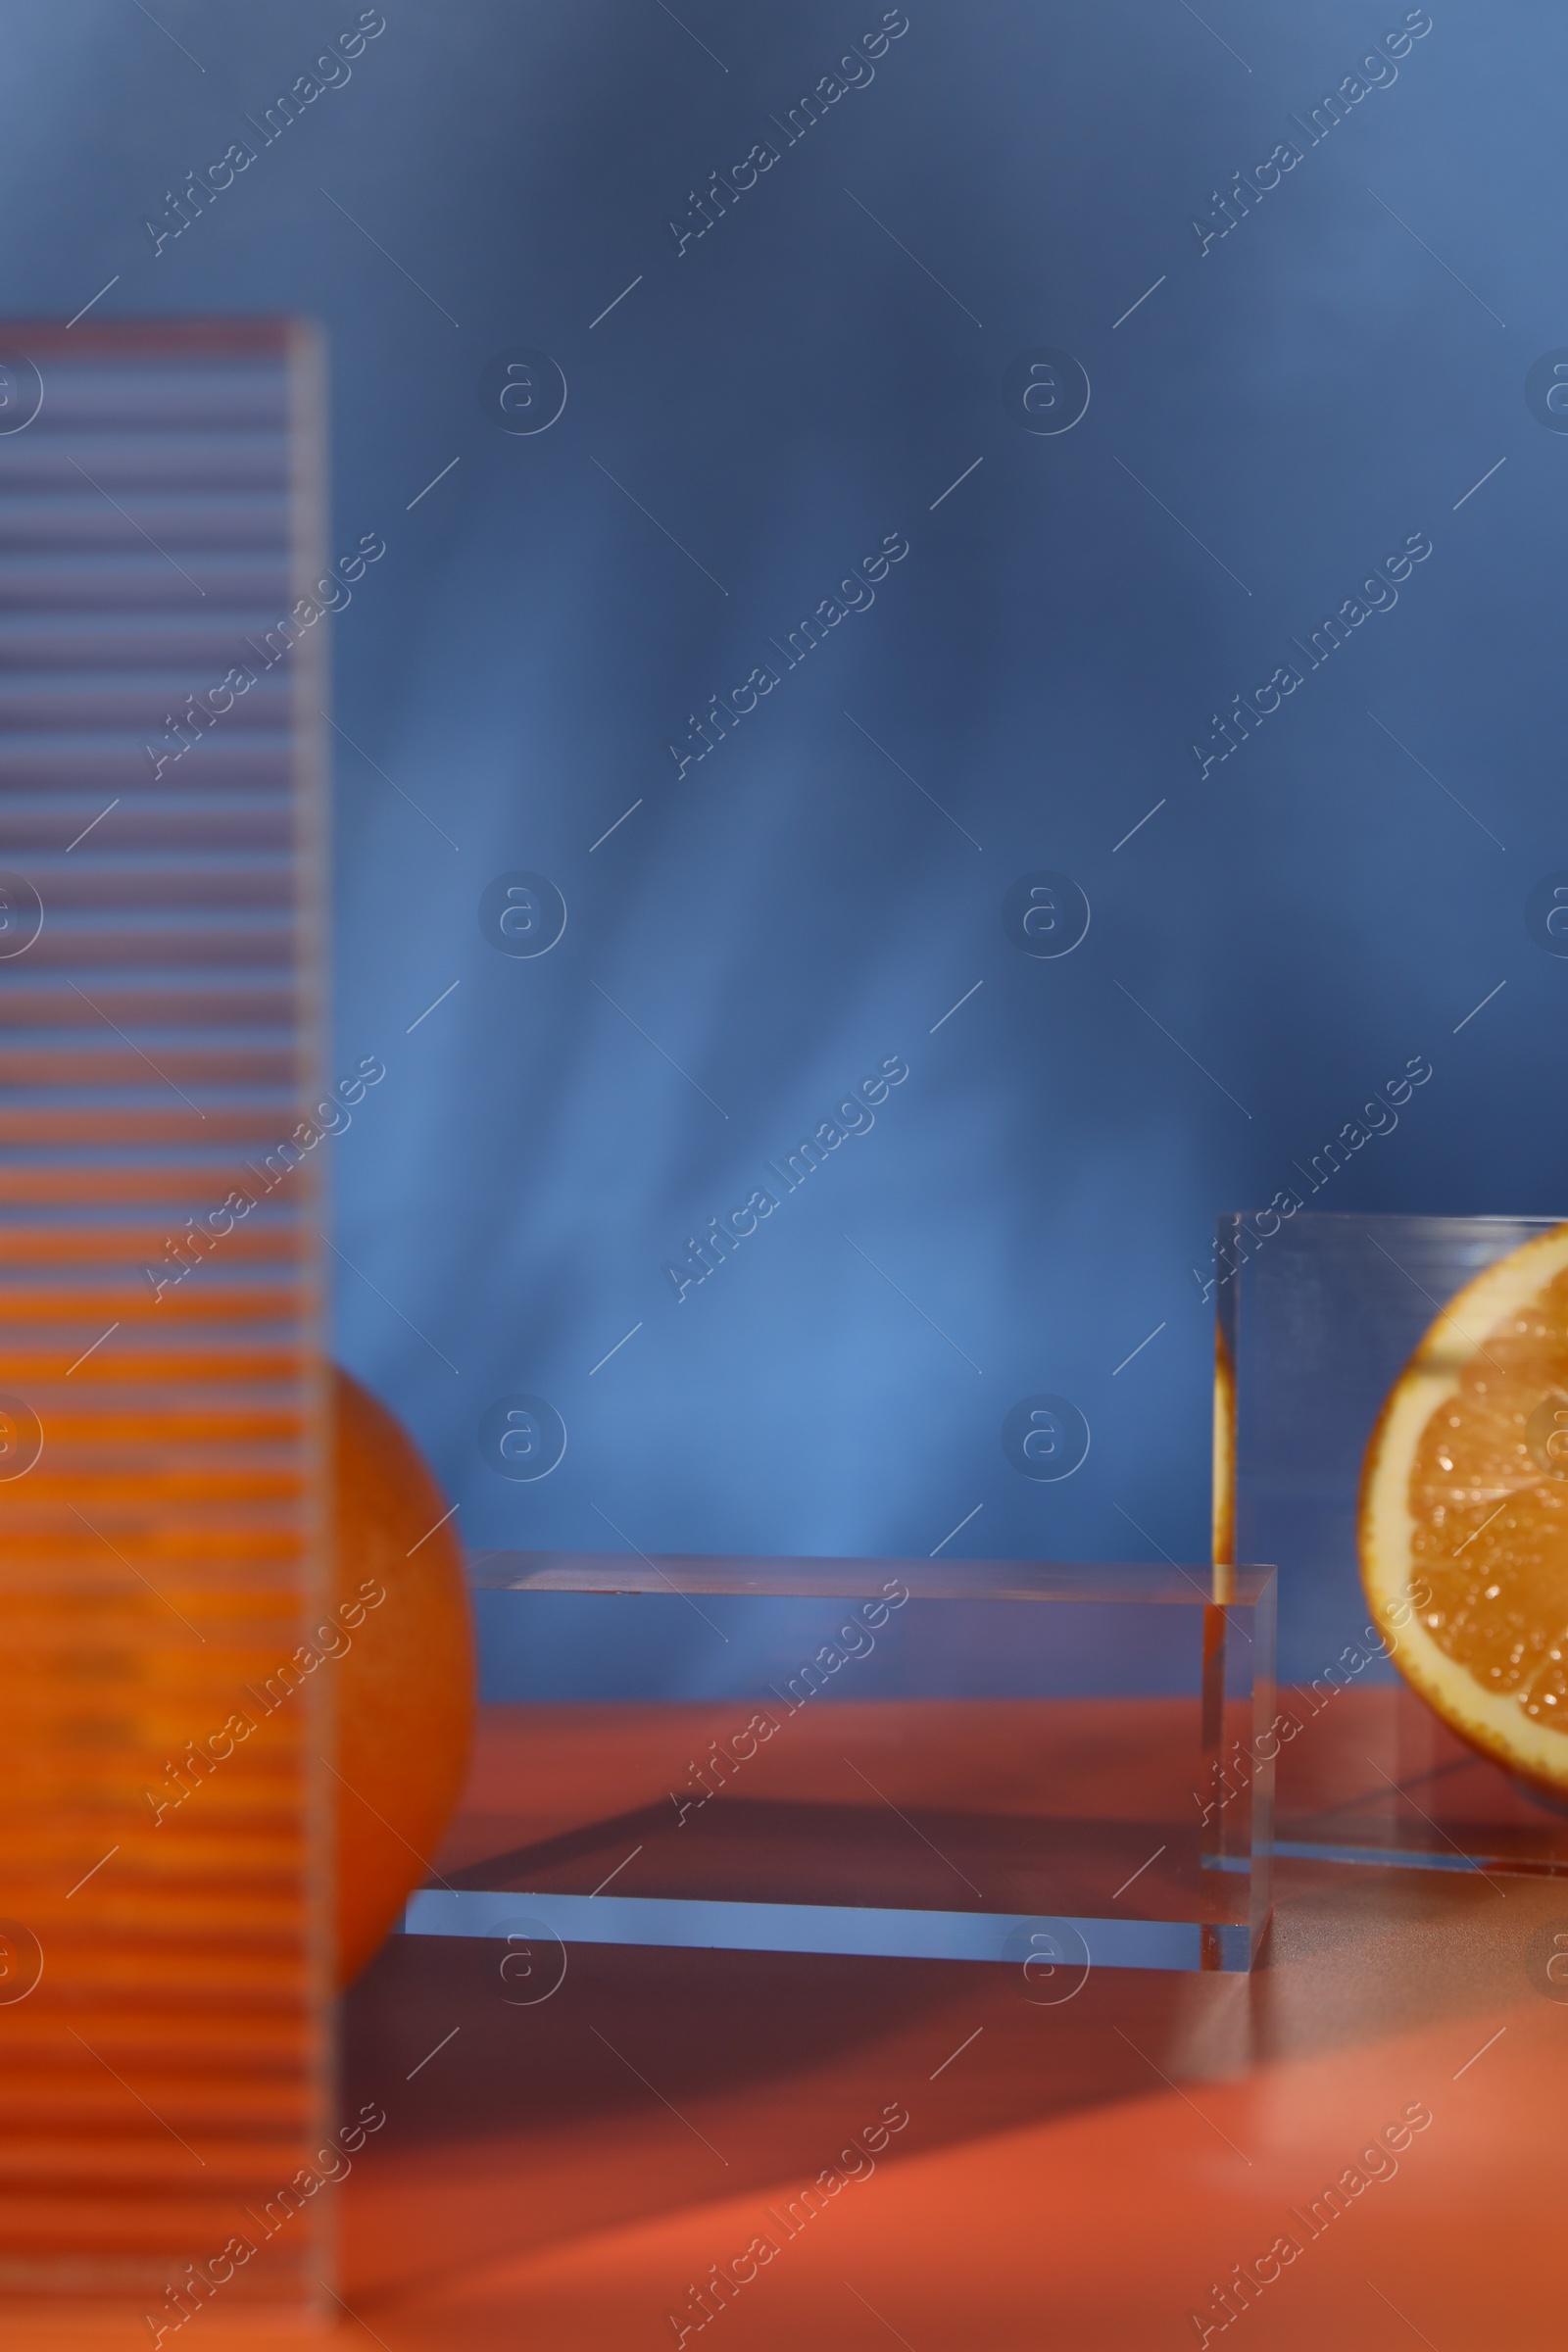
[1216,1212,1568,1880]
[402,1555,1276,1979]
[405,1887,1253,1973]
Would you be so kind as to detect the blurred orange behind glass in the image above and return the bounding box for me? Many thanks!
[332,1367,473,1986]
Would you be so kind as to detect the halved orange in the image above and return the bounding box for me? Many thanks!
[1360,1222,1568,1796]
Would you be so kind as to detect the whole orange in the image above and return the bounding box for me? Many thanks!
[331,1368,475,1984]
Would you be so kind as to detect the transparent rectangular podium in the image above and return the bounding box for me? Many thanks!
[406,1556,1276,1976]
[1215,1210,1568,1879]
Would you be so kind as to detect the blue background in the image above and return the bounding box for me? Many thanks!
[9,0,1566,1672]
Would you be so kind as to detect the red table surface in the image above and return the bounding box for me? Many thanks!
[339,1697,1567,2351]
[24,1696,1568,2349]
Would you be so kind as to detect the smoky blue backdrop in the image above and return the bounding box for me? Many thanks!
[6,0,1566,1684]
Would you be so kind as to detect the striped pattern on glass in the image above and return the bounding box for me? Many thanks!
[0,319,332,2325]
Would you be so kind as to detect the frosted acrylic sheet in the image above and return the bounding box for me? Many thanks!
[0,318,333,2326]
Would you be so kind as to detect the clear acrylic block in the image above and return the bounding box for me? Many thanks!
[405,1555,1275,1976]
[1214,1210,1568,1877]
